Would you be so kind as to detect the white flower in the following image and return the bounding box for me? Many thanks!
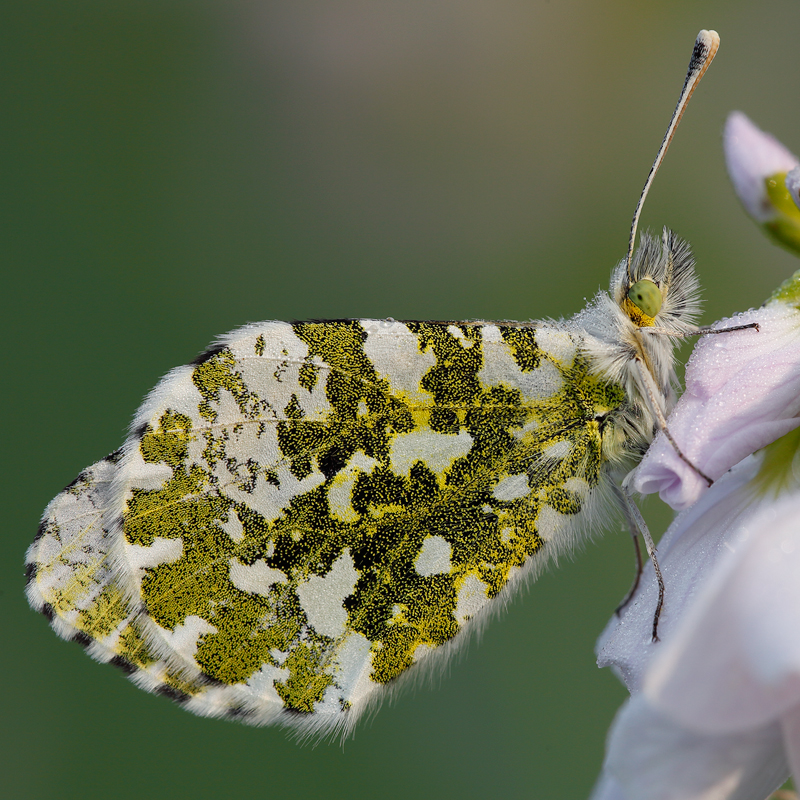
[631,301,800,510]
[592,285,800,800]
[724,112,800,254]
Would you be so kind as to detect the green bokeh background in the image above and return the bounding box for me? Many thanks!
[4,2,800,798]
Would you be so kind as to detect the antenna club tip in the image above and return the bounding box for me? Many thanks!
[698,29,720,54]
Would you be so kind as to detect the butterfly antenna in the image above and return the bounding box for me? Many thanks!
[626,29,720,282]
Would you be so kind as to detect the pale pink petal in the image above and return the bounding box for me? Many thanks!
[597,459,800,797]
[590,772,625,800]
[724,112,799,222]
[645,491,800,734]
[632,302,800,510]
[598,456,762,691]
[592,694,788,800]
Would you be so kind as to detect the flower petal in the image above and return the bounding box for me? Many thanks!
[590,772,626,800]
[644,490,800,734]
[591,694,789,800]
[598,456,762,691]
[724,111,799,223]
[632,301,800,510]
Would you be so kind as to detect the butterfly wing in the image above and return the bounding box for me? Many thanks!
[27,319,628,735]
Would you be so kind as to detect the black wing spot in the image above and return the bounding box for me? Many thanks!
[227,705,256,721]
[104,448,124,464]
[32,519,48,546]
[72,631,93,649]
[110,655,137,675]
[191,342,228,366]
[155,684,191,704]
[62,471,88,493]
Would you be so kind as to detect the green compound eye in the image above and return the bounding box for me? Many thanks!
[627,279,662,318]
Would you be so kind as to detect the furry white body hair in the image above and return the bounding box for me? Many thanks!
[574,228,701,466]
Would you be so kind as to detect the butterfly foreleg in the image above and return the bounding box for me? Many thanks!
[610,481,665,642]
[631,357,713,486]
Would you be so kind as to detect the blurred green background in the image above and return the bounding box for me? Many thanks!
[4,2,800,798]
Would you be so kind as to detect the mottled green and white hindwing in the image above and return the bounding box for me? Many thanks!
[26,454,126,653]
[27,318,633,735]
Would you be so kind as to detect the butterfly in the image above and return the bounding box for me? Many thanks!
[26,30,724,739]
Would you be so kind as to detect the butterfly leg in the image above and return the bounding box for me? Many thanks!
[641,321,760,338]
[611,482,665,642]
[632,357,713,486]
[695,321,760,336]
[614,518,644,616]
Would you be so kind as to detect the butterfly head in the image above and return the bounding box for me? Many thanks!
[614,228,702,333]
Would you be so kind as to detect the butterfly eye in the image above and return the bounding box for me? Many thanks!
[627,279,662,318]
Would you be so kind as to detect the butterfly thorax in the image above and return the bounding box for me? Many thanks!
[570,228,701,465]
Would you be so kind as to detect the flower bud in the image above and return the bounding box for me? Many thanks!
[724,111,800,255]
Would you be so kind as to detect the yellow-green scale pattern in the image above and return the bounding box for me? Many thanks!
[120,321,628,715]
